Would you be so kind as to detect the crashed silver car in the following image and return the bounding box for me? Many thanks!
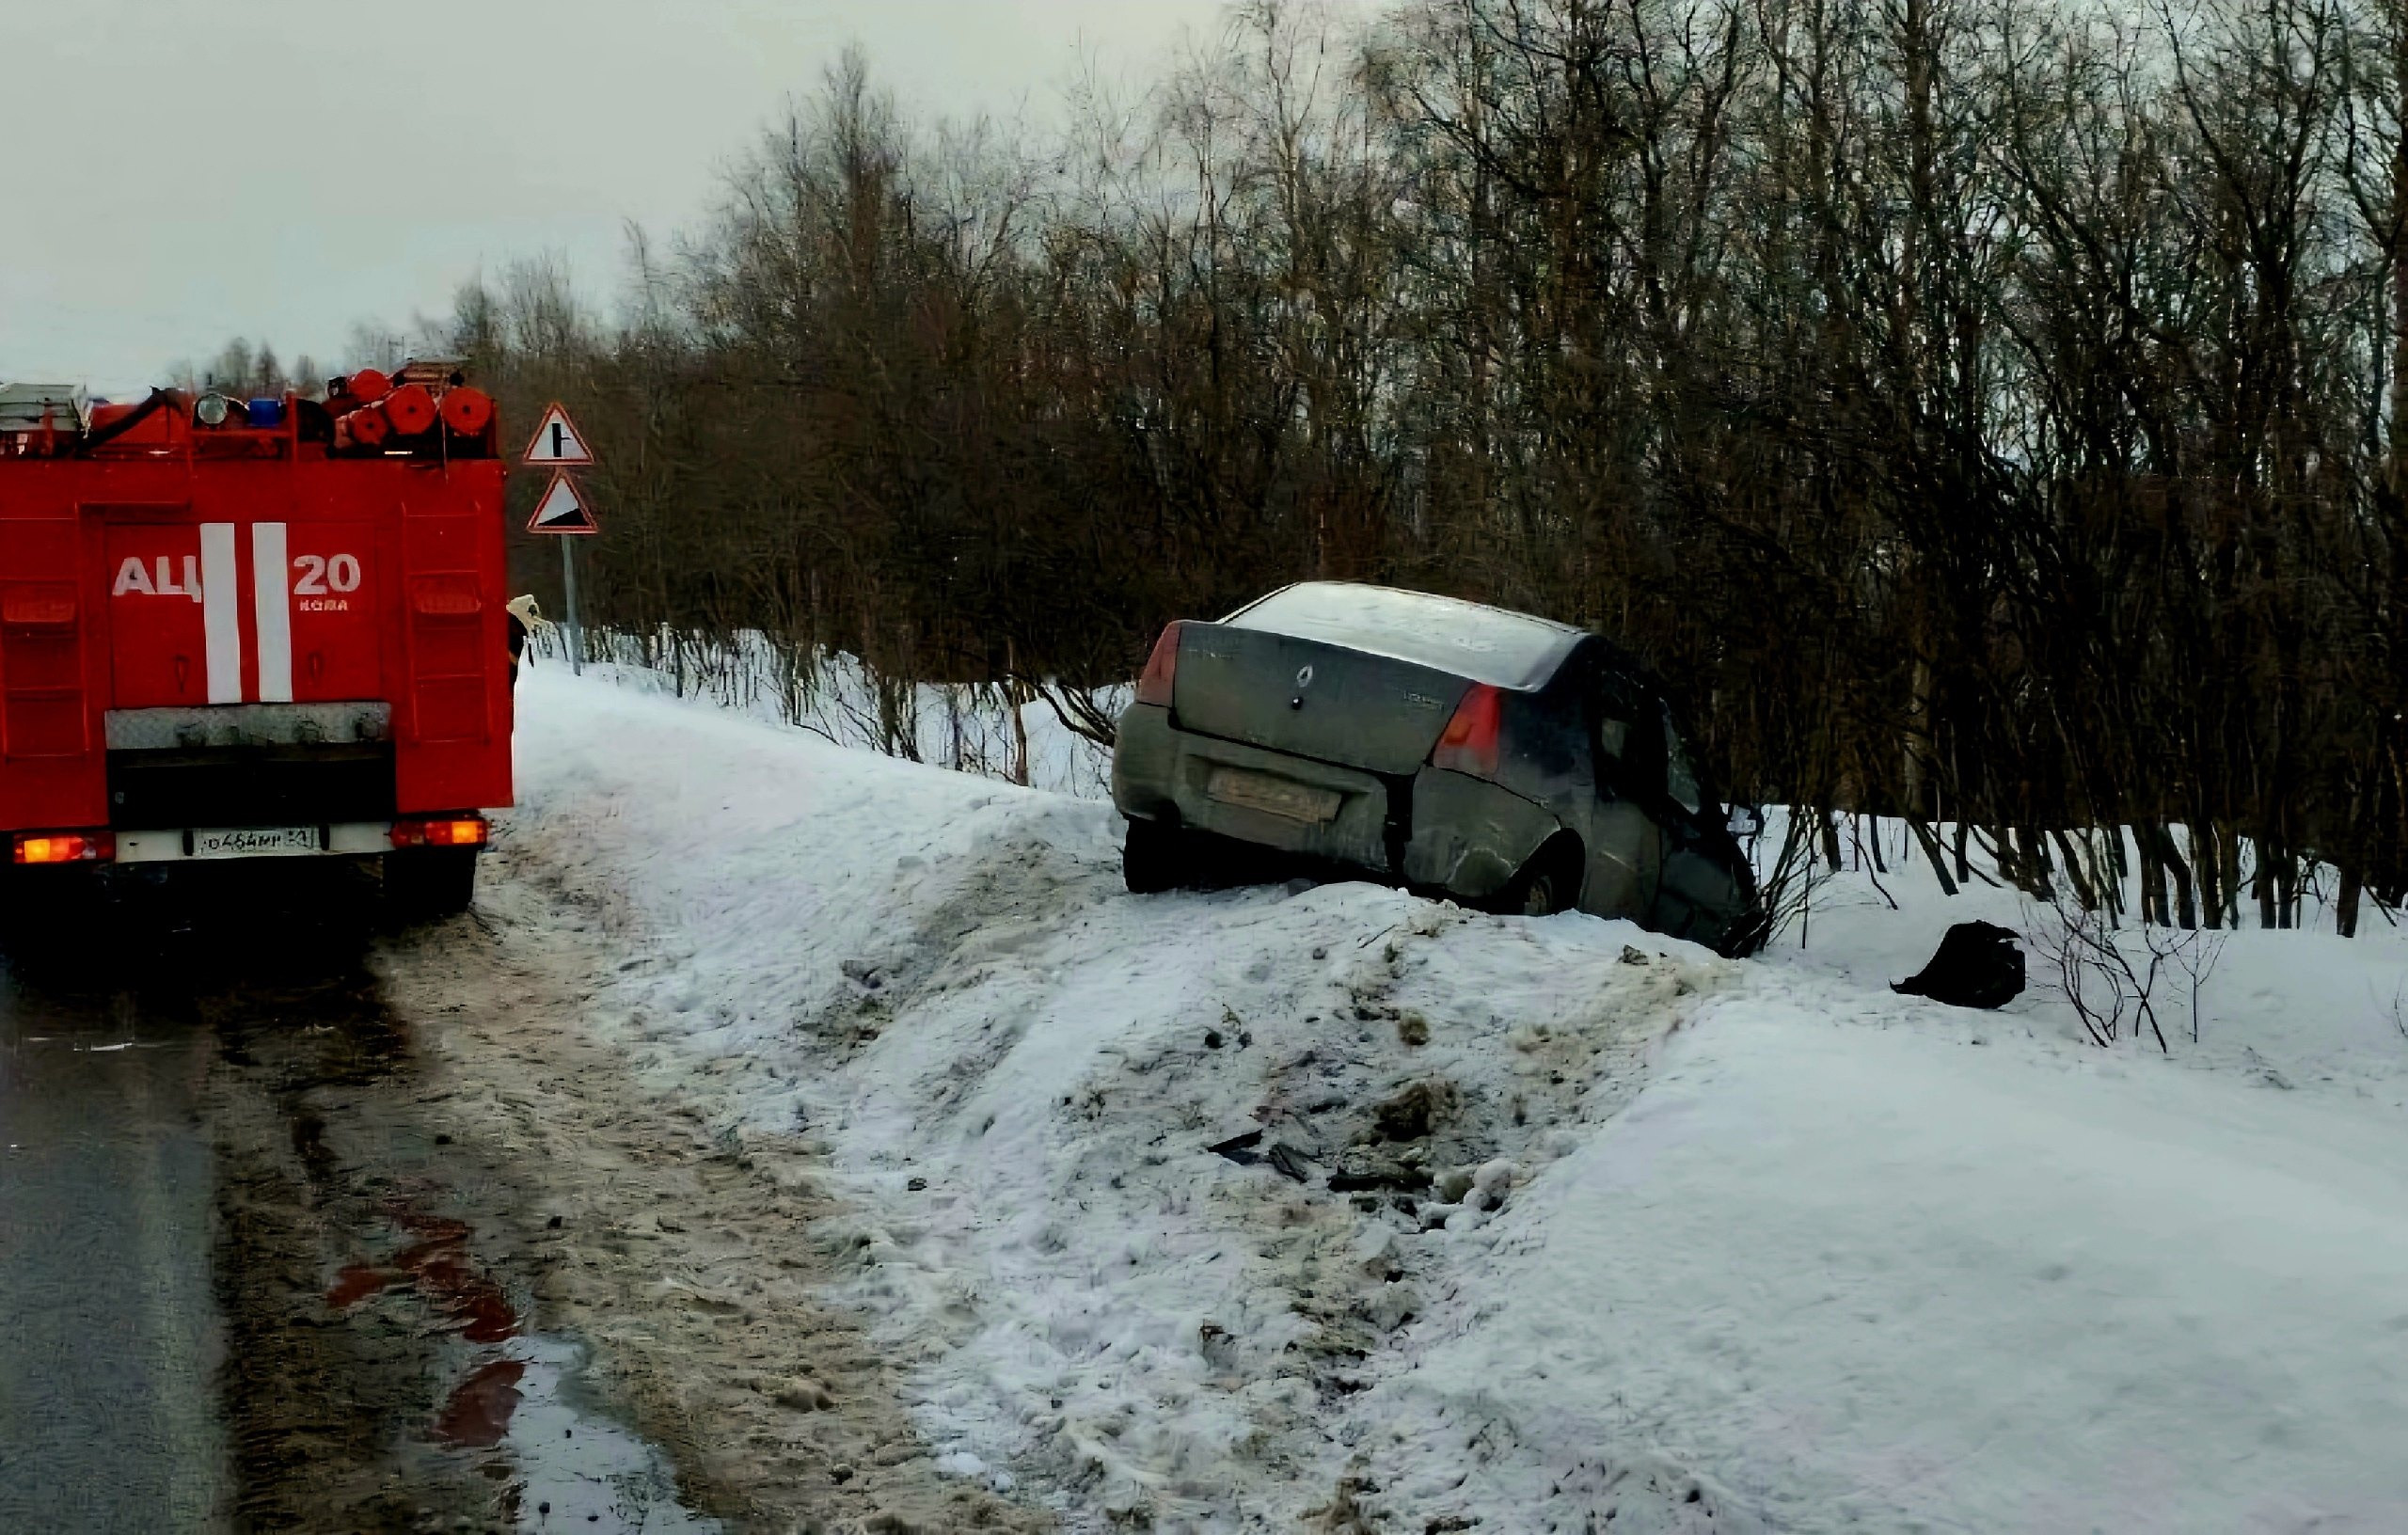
[1111,581,1764,955]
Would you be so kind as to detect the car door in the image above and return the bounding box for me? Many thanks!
[1647,705,1751,945]
[1577,663,1664,919]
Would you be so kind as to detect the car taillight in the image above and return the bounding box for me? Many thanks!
[1431,684,1503,778]
[14,831,113,865]
[1135,622,1185,707]
[391,817,489,849]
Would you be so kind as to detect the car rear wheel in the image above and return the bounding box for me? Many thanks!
[1513,869,1567,916]
[1121,816,1193,894]
[385,848,477,920]
[1496,846,1578,917]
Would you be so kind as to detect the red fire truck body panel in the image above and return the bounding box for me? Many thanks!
[0,426,513,848]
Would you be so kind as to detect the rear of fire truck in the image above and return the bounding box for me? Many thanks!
[0,365,514,916]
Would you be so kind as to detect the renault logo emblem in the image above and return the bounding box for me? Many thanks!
[1295,665,1315,688]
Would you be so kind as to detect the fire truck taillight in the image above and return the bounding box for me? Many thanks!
[13,831,113,865]
[390,817,489,849]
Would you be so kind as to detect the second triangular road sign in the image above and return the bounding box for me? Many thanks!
[522,403,595,466]
[526,472,599,534]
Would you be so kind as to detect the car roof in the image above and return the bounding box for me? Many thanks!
[1222,581,1589,690]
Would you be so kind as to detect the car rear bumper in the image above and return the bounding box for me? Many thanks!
[1113,704,1562,900]
[1115,704,1396,870]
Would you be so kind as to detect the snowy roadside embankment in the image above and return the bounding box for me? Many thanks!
[502,667,2408,1532]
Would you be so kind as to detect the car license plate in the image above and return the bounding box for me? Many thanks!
[1205,767,1341,823]
[191,826,323,859]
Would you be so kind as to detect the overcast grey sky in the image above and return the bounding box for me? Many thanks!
[2,0,1230,393]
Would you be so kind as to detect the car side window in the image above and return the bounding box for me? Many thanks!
[1662,710,1704,817]
[1597,715,1630,763]
[1589,668,1658,799]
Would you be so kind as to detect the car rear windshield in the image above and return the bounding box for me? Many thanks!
[1225,582,1585,690]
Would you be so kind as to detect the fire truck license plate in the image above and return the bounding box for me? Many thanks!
[191,827,323,859]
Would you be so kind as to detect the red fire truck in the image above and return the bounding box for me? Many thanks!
[0,364,512,915]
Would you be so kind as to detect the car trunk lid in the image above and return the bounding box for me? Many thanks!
[1171,622,1472,776]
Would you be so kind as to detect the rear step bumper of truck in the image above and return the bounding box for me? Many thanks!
[10,816,488,866]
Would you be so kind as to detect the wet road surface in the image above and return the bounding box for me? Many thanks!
[0,948,227,1530]
[0,869,714,1533]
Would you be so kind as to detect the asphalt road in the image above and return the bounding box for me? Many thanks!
[0,872,716,1534]
[0,944,230,1531]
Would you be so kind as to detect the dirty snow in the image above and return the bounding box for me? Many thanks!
[504,665,2408,1531]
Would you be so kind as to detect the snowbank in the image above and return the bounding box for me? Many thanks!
[504,667,2408,1532]
[527,632,1117,799]
[1363,998,2408,1530]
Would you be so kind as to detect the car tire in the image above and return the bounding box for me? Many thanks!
[385,848,477,921]
[1497,847,1577,917]
[1122,816,1194,894]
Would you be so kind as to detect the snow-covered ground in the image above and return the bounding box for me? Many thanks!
[504,665,2408,1532]
[536,634,1118,799]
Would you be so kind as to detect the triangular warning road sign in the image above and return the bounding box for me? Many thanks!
[522,403,595,467]
[526,472,599,534]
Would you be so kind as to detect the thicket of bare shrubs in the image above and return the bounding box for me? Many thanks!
[223,0,2408,936]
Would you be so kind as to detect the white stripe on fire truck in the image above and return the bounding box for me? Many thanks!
[199,522,243,704]
[252,522,293,703]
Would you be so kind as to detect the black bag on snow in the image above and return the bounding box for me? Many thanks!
[1892,920,2026,1009]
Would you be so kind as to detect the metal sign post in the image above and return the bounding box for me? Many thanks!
[521,405,600,673]
[561,536,583,675]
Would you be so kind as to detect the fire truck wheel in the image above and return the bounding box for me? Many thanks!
[0,864,103,931]
[384,848,477,921]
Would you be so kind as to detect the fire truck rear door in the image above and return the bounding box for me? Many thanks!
[103,517,215,707]
[265,518,381,702]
